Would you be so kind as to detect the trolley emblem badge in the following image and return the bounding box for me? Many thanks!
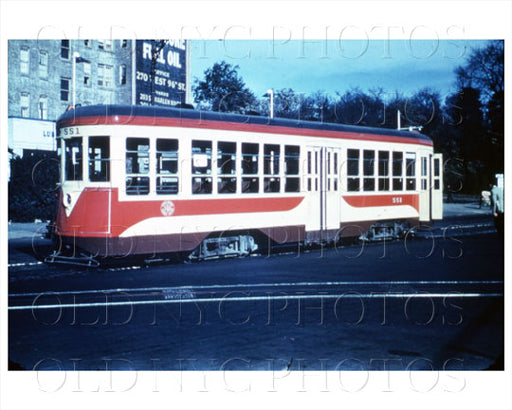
[160,200,175,216]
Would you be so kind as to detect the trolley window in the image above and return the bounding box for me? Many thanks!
[156,138,179,195]
[347,149,359,176]
[363,150,375,191]
[242,143,259,193]
[421,156,428,176]
[65,137,83,181]
[392,151,403,191]
[264,144,280,193]
[126,176,149,195]
[378,151,390,191]
[126,138,149,174]
[285,145,300,192]
[433,157,440,177]
[192,140,212,194]
[330,151,339,191]
[264,177,280,193]
[242,143,258,175]
[218,141,237,194]
[126,137,149,195]
[264,144,280,175]
[347,149,359,192]
[405,152,416,191]
[285,145,300,175]
[242,177,258,193]
[421,157,428,190]
[217,141,236,175]
[88,136,110,182]
[192,140,212,175]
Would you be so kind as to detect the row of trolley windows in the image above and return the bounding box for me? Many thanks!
[63,136,300,194]
[64,136,110,182]
[124,138,301,195]
[347,149,417,192]
[63,137,421,195]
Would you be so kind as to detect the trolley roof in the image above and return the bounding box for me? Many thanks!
[57,104,433,146]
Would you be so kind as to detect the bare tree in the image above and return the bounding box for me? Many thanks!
[455,41,504,101]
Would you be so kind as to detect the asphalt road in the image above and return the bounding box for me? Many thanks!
[8,218,504,371]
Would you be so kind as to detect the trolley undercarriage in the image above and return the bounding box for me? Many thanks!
[45,218,418,267]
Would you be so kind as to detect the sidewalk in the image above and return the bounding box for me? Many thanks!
[7,222,50,241]
[443,201,494,218]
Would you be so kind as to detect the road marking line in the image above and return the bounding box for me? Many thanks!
[8,261,43,268]
[8,292,504,311]
[9,280,503,298]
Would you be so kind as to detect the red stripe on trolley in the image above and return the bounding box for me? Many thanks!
[56,188,305,237]
[343,194,420,211]
[59,115,433,147]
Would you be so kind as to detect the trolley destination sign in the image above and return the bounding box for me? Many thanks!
[135,40,187,107]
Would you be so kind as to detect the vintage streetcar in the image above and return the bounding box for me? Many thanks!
[46,104,443,266]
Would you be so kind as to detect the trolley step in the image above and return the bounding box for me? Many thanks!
[44,252,100,268]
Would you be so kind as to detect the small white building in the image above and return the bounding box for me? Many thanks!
[8,117,57,157]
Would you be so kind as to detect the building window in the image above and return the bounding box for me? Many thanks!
[38,50,48,77]
[126,138,150,195]
[38,96,48,120]
[83,62,91,85]
[60,77,70,101]
[98,40,113,51]
[20,47,30,74]
[98,64,113,87]
[61,40,70,59]
[20,93,30,117]
[119,65,127,85]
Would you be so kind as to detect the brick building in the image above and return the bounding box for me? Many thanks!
[8,39,190,158]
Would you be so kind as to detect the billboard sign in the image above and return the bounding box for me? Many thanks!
[135,40,187,107]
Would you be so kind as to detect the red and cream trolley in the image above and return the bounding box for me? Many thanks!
[49,105,443,265]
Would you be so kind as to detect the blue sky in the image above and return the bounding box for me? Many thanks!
[191,40,490,102]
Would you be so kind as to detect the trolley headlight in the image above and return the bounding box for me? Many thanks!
[64,193,72,208]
